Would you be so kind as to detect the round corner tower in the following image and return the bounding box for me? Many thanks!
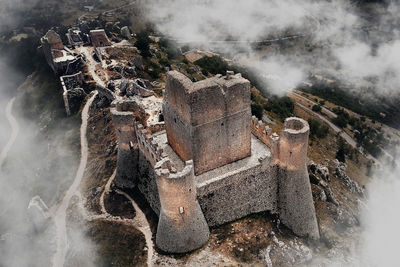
[276,117,320,239]
[155,159,210,253]
[110,100,139,189]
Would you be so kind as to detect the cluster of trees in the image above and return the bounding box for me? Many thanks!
[331,107,351,128]
[194,56,229,76]
[135,30,152,58]
[251,91,294,121]
[312,104,322,113]
[327,107,388,158]
[299,79,400,130]
[308,119,329,139]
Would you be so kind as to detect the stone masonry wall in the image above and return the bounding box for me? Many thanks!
[163,72,193,161]
[276,118,320,239]
[164,71,251,175]
[197,154,277,227]
[137,149,161,215]
[110,101,139,188]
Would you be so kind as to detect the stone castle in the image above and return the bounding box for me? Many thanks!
[111,70,319,253]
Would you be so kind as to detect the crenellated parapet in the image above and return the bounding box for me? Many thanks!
[251,115,273,147]
[155,159,210,253]
[134,122,165,166]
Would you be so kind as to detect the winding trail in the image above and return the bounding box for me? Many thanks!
[115,189,155,267]
[0,98,19,170]
[97,168,155,267]
[52,92,98,267]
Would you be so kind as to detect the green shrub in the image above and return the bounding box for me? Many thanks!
[312,104,322,112]
[194,56,228,75]
[251,103,264,119]
[135,31,152,58]
[159,38,181,60]
[264,96,294,121]
[308,119,329,139]
[147,61,162,79]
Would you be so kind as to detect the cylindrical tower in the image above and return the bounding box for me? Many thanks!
[277,117,319,239]
[110,101,139,189]
[155,160,210,253]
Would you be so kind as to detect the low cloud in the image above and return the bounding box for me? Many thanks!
[143,0,400,95]
[359,163,400,266]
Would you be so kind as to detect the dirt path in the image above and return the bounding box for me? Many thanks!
[96,167,156,267]
[76,46,106,87]
[115,189,155,267]
[52,92,98,267]
[0,97,19,170]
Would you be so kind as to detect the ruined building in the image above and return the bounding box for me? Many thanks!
[41,30,82,75]
[111,71,319,253]
[89,29,112,48]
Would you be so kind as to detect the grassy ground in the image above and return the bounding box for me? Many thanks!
[79,96,148,266]
[82,96,118,214]
[88,219,147,267]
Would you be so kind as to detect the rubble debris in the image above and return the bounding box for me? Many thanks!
[269,232,313,265]
[117,78,154,97]
[309,160,329,181]
[333,159,364,195]
[121,26,131,39]
[319,181,339,206]
[130,78,154,97]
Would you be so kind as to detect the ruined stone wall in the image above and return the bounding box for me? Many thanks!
[41,41,57,74]
[197,155,277,227]
[62,90,71,116]
[164,71,251,175]
[90,30,112,47]
[60,72,84,116]
[134,121,169,214]
[135,123,164,165]
[97,84,116,102]
[155,159,209,253]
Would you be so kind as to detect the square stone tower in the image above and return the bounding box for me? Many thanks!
[163,71,251,175]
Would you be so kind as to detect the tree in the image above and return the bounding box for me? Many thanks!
[308,119,329,139]
[135,31,152,58]
[336,137,349,163]
[312,104,322,112]
[336,147,346,163]
[251,103,264,119]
